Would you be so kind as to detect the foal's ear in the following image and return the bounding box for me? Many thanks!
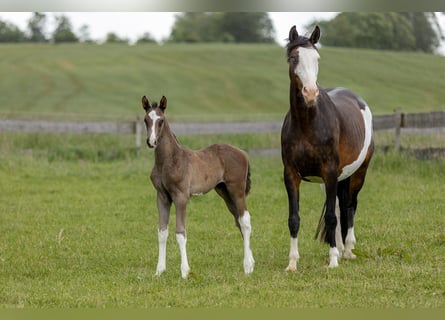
[159,96,167,111]
[142,95,151,111]
[309,25,321,45]
[288,25,298,42]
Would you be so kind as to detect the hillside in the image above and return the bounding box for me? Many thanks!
[0,43,444,121]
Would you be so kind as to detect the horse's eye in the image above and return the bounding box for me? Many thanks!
[289,56,297,64]
[158,120,164,127]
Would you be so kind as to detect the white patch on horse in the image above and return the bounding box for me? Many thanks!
[338,105,373,181]
[148,110,161,147]
[329,247,340,268]
[239,211,255,274]
[294,47,320,91]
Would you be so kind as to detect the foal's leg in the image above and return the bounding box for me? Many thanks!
[156,192,172,276]
[215,183,254,274]
[283,167,301,271]
[174,195,190,279]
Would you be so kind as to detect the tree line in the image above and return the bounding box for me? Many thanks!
[0,12,443,53]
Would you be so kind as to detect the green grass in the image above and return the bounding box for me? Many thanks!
[1,132,444,308]
[1,43,445,122]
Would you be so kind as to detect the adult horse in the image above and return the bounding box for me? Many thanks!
[141,95,254,278]
[281,25,374,270]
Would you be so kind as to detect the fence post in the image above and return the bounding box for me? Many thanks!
[394,108,402,152]
[135,115,142,149]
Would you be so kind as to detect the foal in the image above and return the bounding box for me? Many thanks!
[142,95,254,278]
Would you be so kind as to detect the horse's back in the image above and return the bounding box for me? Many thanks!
[325,87,368,112]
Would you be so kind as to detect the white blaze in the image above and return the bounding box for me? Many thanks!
[294,47,320,91]
[148,110,161,147]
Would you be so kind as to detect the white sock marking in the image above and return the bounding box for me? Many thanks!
[286,237,299,272]
[176,233,190,279]
[156,229,168,276]
[335,197,344,257]
[344,227,357,259]
[239,211,255,274]
[329,247,340,268]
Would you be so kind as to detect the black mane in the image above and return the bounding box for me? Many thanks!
[286,35,317,57]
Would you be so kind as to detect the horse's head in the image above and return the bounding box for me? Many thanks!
[142,95,167,148]
[287,25,321,106]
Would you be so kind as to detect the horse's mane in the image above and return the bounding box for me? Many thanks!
[286,34,317,57]
[151,102,158,108]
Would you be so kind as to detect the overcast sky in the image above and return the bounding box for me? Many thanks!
[0,12,338,45]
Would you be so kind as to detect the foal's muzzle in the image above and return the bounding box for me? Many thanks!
[147,138,156,148]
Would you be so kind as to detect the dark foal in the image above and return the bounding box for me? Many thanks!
[142,95,254,278]
[281,26,374,269]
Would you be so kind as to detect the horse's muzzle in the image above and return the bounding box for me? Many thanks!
[302,86,319,106]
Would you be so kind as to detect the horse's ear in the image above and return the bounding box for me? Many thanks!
[288,25,298,42]
[159,96,167,111]
[310,25,321,45]
[142,95,151,111]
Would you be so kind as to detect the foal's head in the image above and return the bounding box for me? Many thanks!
[287,25,321,106]
[142,95,167,148]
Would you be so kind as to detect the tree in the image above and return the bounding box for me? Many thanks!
[168,12,276,43]
[0,19,26,42]
[104,32,129,44]
[136,32,157,44]
[312,12,441,53]
[220,12,275,43]
[78,24,94,43]
[52,15,78,43]
[27,12,47,42]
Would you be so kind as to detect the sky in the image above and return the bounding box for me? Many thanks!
[0,12,338,45]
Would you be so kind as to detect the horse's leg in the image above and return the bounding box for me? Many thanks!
[321,184,344,257]
[283,166,301,271]
[156,191,172,276]
[215,183,254,274]
[324,174,340,268]
[337,178,351,257]
[174,195,190,279]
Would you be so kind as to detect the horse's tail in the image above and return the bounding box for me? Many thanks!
[315,201,327,242]
[245,164,251,195]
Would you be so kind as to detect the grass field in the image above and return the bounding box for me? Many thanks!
[1,43,445,122]
[0,131,444,308]
[1,42,444,308]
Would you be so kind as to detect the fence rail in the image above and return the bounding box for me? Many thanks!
[1,110,444,149]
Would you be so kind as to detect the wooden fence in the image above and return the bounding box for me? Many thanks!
[1,110,444,150]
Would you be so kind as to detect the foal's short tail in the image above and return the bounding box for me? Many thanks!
[315,201,327,242]
[245,164,251,196]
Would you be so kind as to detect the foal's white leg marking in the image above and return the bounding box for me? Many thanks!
[329,247,340,268]
[148,110,161,147]
[156,229,168,276]
[335,197,344,257]
[239,211,255,274]
[286,237,299,272]
[176,233,190,279]
[338,105,373,180]
[343,227,357,259]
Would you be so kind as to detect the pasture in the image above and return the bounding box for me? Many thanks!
[0,131,444,308]
[0,43,444,308]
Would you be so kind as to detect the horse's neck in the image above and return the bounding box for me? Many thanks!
[289,83,310,121]
[154,121,182,163]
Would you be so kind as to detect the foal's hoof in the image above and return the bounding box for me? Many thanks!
[244,256,255,275]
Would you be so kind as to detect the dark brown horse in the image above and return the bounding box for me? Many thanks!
[281,25,374,270]
[141,95,254,278]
